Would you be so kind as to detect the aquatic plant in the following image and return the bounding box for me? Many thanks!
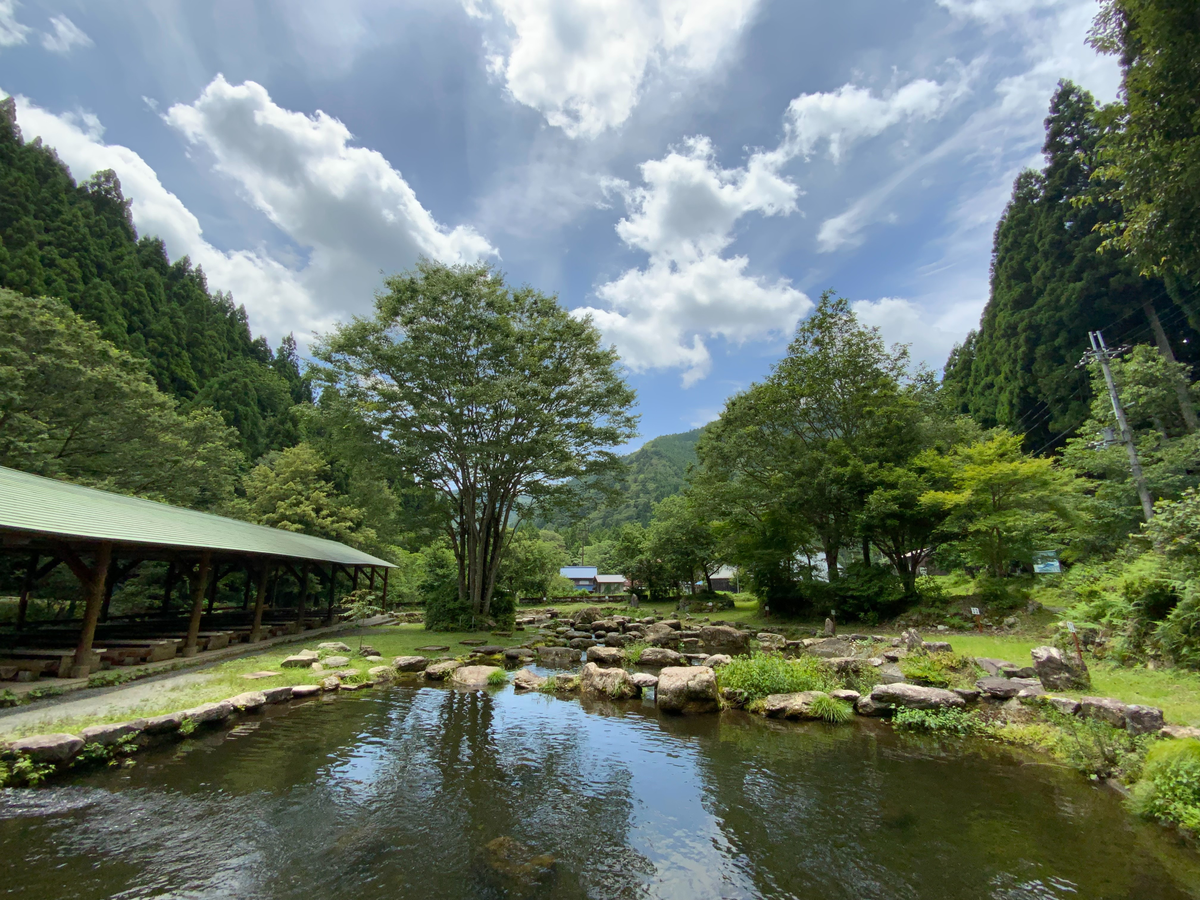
[716,653,838,702]
[178,716,197,736]
[1130,738,1200,831]
[487,669,508,686]
[893,707,982,735]
[809,694,853,724]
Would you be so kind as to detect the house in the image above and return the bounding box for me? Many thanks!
[595,573,627,595]
[708,565,739,592]
[560,566,598,592]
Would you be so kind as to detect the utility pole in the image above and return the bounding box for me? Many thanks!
[1082,330,1155,522]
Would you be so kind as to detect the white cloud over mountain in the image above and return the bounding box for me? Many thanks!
[465,0,761,138]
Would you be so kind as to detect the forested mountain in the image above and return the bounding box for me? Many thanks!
[0,97,307,462]
[590,428,703,529]
[942,82,1200,451]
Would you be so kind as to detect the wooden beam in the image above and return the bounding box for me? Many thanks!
[368,566,377,591]
[295,563,311,624]
[381,566,389,613]
[161,561,177,615]
[242,565,253,611]
[206,561,221,615]
[249,562,271,642]
[16,551,37,632]
[183,551,212,657]
[326,563,337,624]
[72,542,112,678]
[100,559,141,623]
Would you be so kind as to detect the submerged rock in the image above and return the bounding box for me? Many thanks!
[579,662,639,700]
[1030,646,1090,691]
[656,666,718,715]
[480,835,556,894]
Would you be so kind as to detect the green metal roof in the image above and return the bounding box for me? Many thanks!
[0,466,393,567]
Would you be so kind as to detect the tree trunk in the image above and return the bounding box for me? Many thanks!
[1145,298,1199,432]
[862,534,871,566]
[823,541,840,581]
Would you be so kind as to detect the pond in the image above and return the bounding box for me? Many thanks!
[2,684,1199,899]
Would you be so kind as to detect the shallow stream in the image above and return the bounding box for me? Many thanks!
[2,683,1199,899]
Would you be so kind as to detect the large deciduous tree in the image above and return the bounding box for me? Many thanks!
[314,260,636,623]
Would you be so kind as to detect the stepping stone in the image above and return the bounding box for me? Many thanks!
[460,639,486,646]
[417,645,451,652]
[242,671,280,680]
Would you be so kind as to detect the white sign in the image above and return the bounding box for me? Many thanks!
[970,607,980,617]
[1066,622,1076,634]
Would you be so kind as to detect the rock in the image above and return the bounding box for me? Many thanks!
[228,691,267,711]
[368,666,397,684]
[720,687,748,709]
[571,606,604,626]
[1043,695,1081,716]
[877,663,906,685]
[631,673,659,690]
[1079,696,1129,728]
[922,641,953,654]
[281,650,320,668]
[656,666,718,714]
[554,673,580,692]
[181,700,234,725]
[900,629,924,651]
[699,625,749,656]
[1030,646,1090,691]
[999,664,1038,679]
[824,618,836,636]
[536,646,582,667]
[416,645,450,652]
[321,675,342,691]
[703,654,732,669]
[870,683,965,710]
[827,657,863,675]
[80,720,146,746]
[481,835,555,892]
[10,733,83,763]
[644,623,679,647]
[503,648,535,661]
[291,684,321,698]
[762,690,830,719]
[974,658,1011,677]
[808,639,854,659]
[882,648,908,662]
[1003,616,1019,629]
[976,676,1041,700]
[638,647,684,668]
[579,663,639,700]
[512,668,547,692]
[317,642,351,652]
[1125,704,1165,735]
[855,695,892,717]
[450,665,502,687]
[569,638,598,650]
[1162,725,1200,740]
[357,645,379,657]
[936,625,950,632]
[393,655,429,672]
[757,632,787,651]
[952,688,981,703]
[587,646,624,668]
[424,659,463,681]
[603,632,632,647]
[831,688,861,703]
[143,712,185,734]
[262,686,294,703]
[471,645,505,656]
[323,655,351,667]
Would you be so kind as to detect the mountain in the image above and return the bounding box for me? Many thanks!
[593,428,704,529]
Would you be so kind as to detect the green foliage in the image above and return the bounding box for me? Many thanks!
[486,669,509,686]
[893,707,982,735]
[421,542,472,631]
[1047,709,1153,779]
[898,654,953,688]
[314,260,637,621]
[717,653,839,703]
[1130,739,1200,830]
[3,754,56,787]
[499,529,570,599]
[809,693,853,724]
[645,493,721,593]
[177,716,197,737]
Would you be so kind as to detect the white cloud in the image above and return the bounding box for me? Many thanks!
[578,136,808,386]
[0,0,29,47]
[41,15,91,54]
[852,297,979,370]
[467,0,761,138]
[5,77,494,343]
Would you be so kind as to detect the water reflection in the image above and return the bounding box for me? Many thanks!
[0,686,1198,899]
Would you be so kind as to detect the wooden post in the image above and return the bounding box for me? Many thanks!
[368,567,377,591]
[206,562,221,614]
[72,542,113,679]
[269,567,280,610]
[162,561,176,615]
[250,562,271,642]
[183,552,212,657]
[326,564,337,624]
[381,566,389,613]
[352,566,360,591]
[16,552,37,632]
[242,566,253,611]
[99,562,118,623]
[296,564,311,626]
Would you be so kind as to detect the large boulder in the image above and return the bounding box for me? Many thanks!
[571,606,604,626]
[10,733,83,763]
[80,720,145,746]
[877,663,906,685]
[761,691,830,719]
[808,639,854,659]
[1079,696,1129,727]
[393,655,429,672]
[450,665,502,687]
[656,666,718,714]
[587,646,624,668]
[855,695,892,717]
[368,665,397,684]
[536,646,582,668]
[579,663,639,700]
[699,625,749,656]
[423,659,463,681]
[512,668,547,692]
[281,650,320,668]
[869,683,965,710]
[977,676,1043,700]
[228,691,267,711]
[262,686,294,703]
[1125,704,1165,736]
[637,647,684,668]
[1030,646,1090,691]
[756,632,786,652]
[644,623,679,647]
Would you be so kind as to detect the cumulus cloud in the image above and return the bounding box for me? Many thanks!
[6,77,494,343]
[852,297,980,370]
[41,15,91,54]
[577,137,807,386]
[466,0,761,138]
[0,0,29,47]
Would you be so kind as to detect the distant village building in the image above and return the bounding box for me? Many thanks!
[560,566,598,592]
[708,565,739,592]
[595,573,626,595]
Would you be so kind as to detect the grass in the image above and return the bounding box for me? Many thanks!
[717,652,839,703]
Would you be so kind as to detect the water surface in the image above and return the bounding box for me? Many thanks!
[2,684,1198,899]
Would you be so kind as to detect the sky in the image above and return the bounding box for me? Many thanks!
[0,0,1121,447]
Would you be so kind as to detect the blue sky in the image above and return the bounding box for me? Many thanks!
[0,0,1119,447]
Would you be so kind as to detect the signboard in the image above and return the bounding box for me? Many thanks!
[970,607,980,617]
[1032,550,1061,574]
[1066,621,1076,634]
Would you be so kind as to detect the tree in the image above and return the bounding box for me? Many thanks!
[608,523,671,601]
[1089,0,1200,278]
[498,528,570,599]
[860,463,953,595]
[314,260,636,622]
[0,290,241,508]
[236,443,373,546]
[646,493,721,593]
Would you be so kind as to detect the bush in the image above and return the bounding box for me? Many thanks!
[1046,709,1152,779]
[489,592,516,630]
[893,707,981,735]
[422,544,474,631]
[809,694,853,724]
[717,653,839,703]
[1130,739,1200,831]
[973,574,1027,612]
[486,669,508,686]
[899,651,975,689]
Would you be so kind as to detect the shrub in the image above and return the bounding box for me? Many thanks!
[0,689,18,708]
[809,694,853,724]
[486,669,508,686]
[489,592,516,631]
[1046,709,1152,779]
[893,707,981,735]
[899,651,973,688]
[1130,739,1200,831]
[716,653,838,703]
